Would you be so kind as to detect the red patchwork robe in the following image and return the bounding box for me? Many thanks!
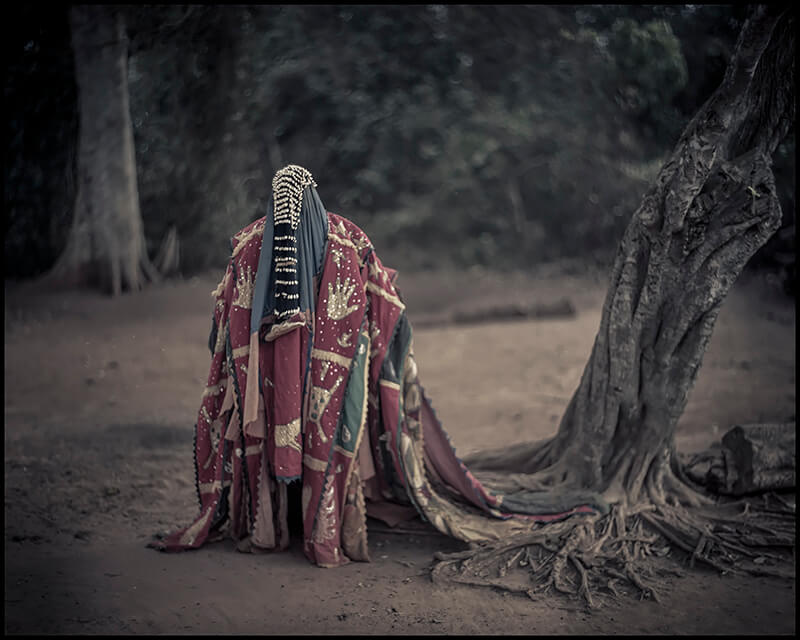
[152,212,602,567]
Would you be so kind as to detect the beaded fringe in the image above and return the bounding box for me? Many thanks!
[271,165,317,320]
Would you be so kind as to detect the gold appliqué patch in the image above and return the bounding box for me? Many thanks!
[274,419,302,452]
[308,376,343,443]
[327,276,359,320]
[232,265,255,309]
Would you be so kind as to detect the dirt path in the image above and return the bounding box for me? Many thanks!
[4,267,795,634]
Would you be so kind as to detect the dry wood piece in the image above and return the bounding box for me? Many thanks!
[684,423,796,496]
[450,299,576,325]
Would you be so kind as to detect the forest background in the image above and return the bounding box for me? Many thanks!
[5,4,795,291]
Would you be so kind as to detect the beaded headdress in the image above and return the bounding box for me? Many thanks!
[271,164,318,320]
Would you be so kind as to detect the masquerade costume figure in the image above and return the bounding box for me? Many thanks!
[151,165,606,567]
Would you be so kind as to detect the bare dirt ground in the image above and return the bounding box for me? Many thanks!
[4,264,796,635]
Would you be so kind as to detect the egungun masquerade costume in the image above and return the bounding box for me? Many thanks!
[152,165,606,567]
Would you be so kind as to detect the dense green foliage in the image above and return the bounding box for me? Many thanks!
[4,5,794,287]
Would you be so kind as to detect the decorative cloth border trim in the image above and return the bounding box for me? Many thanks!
[366,281,405,310]
[311,347,352,369]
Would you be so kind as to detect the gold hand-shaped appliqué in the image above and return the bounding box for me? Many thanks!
[327,276,359,320]
[232,265,255,309]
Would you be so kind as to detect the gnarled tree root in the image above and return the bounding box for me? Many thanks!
[430,472,795,609]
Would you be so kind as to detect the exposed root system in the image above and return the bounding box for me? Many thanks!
[431,470,795,608]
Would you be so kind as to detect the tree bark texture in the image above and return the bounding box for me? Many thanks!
[468,6,794,504]
[47,5,158,294]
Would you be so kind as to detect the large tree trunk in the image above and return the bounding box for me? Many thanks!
[441,6,795,604]
[468,5,794,503]
[45,5,158,295]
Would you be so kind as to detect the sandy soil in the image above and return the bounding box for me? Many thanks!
[4,265,796,635]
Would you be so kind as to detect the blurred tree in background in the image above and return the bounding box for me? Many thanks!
[4,4,794,291]
[45,5,160,295]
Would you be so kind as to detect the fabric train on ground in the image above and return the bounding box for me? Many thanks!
[151,167,606,567]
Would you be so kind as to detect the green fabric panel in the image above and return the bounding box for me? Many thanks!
[379,313,411,384]
[335,330,370,454]
[376,311,416,504]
